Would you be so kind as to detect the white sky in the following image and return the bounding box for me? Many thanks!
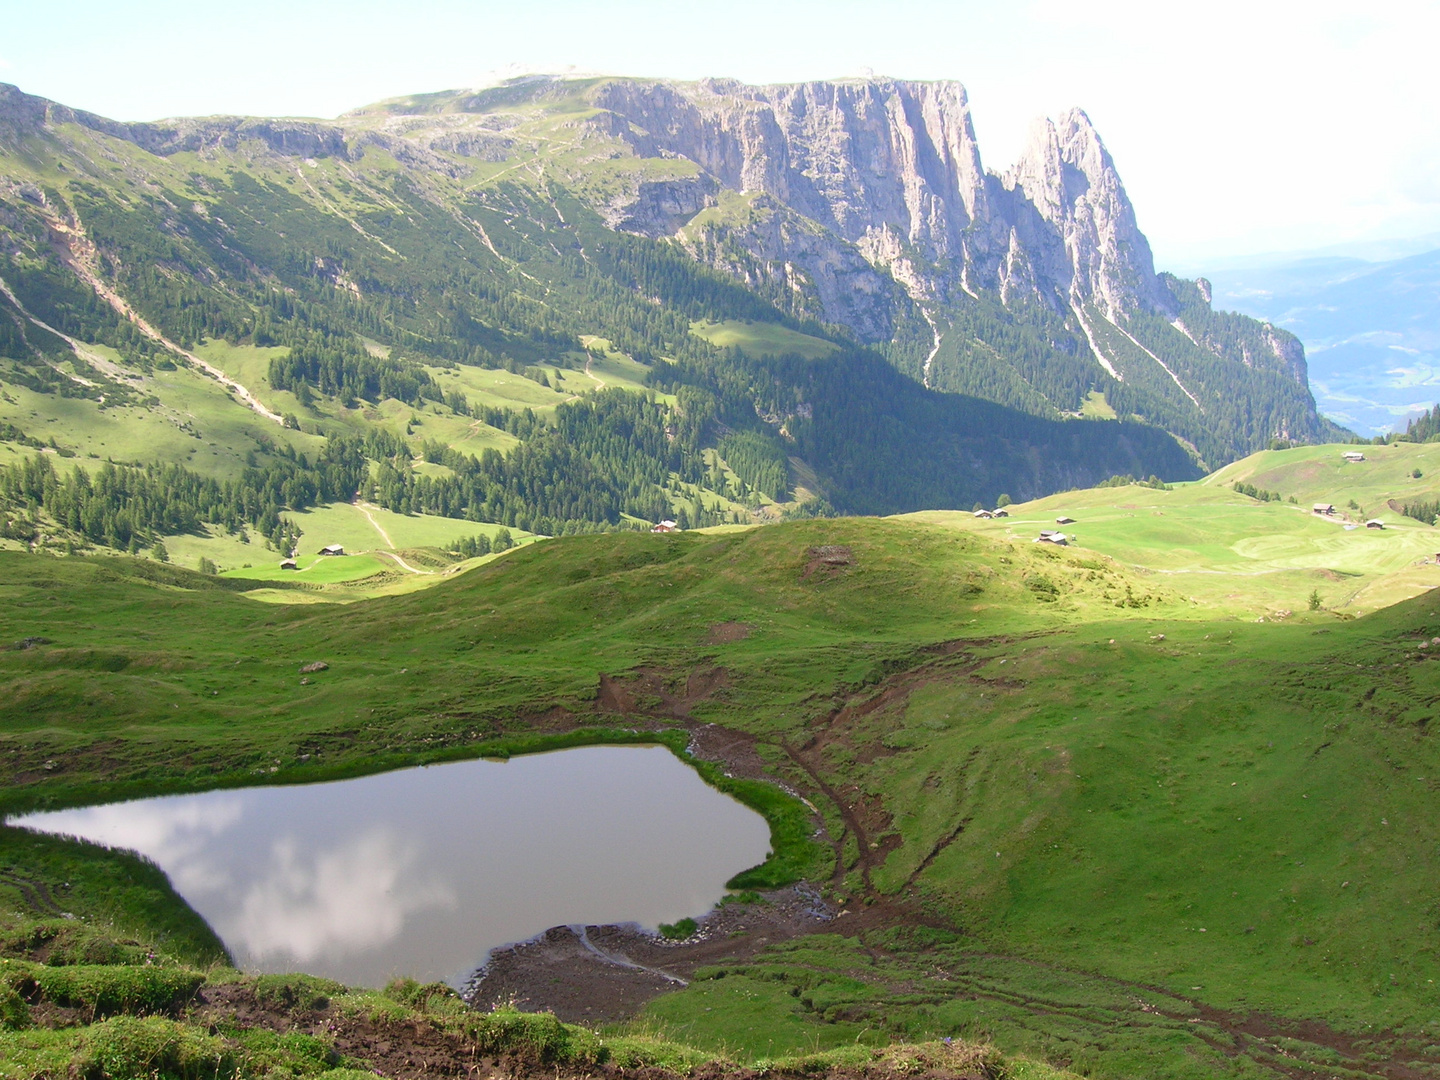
[2,0,1435,268]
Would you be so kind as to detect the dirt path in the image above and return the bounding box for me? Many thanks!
[36,201,283,424]
[375,550,428,575]
[583,353,606,389]
[353,502,432,574]
[354,501,396,548]
[0,869,72,919]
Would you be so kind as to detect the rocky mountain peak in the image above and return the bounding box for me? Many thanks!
[1004,108,1167,319]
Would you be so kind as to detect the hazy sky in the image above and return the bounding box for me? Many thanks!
[3,0,1435,268]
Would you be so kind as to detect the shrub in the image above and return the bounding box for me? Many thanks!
[460,1007,604,1065]
[8,963,204,1019]
[658,917,698,940]
[252,974,346,1013]
[76,1016,234,1080]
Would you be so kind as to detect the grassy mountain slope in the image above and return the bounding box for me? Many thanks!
[913,451,1440,617]
[5,491,1440,1077]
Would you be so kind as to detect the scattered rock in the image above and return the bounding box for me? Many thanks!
[299,661,328,674]
[803,545,853,579]
[11,636,52,650]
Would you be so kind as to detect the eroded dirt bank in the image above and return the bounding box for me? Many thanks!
[464,885,834,1023]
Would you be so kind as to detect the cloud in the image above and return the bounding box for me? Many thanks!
[231,829,454,962]
[10,796,244,892]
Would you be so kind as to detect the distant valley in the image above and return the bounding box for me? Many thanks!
[1203,244,1440,435]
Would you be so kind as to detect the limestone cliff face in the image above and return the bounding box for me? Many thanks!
[594,77,989,252]
[578,78,1190,342]
[1000,110,1169,319]
[587,78,993,337]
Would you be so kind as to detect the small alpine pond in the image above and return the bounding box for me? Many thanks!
[7,745,772,987]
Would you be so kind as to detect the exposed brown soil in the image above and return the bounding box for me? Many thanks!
[802,546,853,580]
[704,622,751,645]
[781,638,1010,891]
[195,979,1002,1080]
[595,666,730,720]
[464,886,834,1023]
[491,641,1440,1078]
[683,723,774,784]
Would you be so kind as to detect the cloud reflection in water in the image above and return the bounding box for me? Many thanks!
[235,830,455,961]
[8,746,771,988]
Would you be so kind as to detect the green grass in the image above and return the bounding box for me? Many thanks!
[223,553,388,584]
[0,357,321,482]
[1078,389,1117,419]
[573,339,661,395]
[428,364,572,416]
[0,828,228,966]
[690,320,838,361]
[7,509,1440,1077]
[0,915,1064,1080]
[154,501,539,584]
[1208,439,1440,510]
[907,470,1440,616]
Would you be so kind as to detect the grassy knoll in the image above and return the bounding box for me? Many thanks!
[6,515,1440,1077]
[428,364,574,416]
[910,470,1440,616]
[95,497,542,589]
[574,338,661,395]
[690,320,839,361]
[1208,440,1440,510]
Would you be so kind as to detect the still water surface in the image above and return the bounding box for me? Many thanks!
[8,745,771,987]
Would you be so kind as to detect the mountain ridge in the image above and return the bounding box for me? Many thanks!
[321,73,1339,460]
[0,75,1343,553]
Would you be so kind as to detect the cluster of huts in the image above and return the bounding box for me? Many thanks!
[1313,503,1384,529]
[278,544,346,570]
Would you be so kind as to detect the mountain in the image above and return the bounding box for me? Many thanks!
[1201,246,1440,435]
[0,76,1340,554]
[352,77,1343,460]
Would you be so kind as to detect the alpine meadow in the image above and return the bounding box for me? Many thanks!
[2,69,1439,1080]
